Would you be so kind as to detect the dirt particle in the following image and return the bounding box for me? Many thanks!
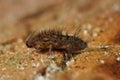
[100,60,105,64]
[116,57,120,61]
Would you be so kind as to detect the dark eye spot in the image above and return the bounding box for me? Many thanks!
[26,42,33,48]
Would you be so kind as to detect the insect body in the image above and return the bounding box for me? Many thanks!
[26,29,87,60]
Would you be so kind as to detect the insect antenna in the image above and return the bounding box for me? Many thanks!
[25,31,35,43]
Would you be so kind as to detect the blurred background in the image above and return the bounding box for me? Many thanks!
[0,0,120,80]
[0,0,120,43]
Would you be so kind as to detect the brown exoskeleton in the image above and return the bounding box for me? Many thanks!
[25,29,87,61]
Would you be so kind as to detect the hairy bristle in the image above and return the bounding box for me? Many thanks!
[36,29,63,38]
[26,29,87,52]
[26,28,87,62]
[25,31,35,42]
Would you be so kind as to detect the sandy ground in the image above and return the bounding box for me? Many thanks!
[0,0,120,80]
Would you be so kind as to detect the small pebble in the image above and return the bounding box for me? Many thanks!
[87,24,92,30]
[112,4,120,11]
[1,68,7,71]
[118,52,120,55]
[19,66,25,70]
[84,56,88,60]
[116,57,120,61]
[34,61,61,80]
[83,30,88,35]
[92,32,98,37]
[35,74,46,80]
[100,60,105,64]
[104,51,109,55]
[66,59,75,67]
[32,63,40,68]
[17,38,23,43]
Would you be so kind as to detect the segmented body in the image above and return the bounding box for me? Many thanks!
[26,29,87,59]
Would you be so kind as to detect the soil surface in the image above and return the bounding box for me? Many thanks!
[0,0,120,80]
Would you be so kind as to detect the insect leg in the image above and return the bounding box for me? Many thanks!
[25,31,35,43]
[63,48,73,62]
[67,38,74,60]
[47,45,54,59]
[63,52,68,62]
[61,52,68,69]
[67,49,73,60]
[48,45,52,55]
